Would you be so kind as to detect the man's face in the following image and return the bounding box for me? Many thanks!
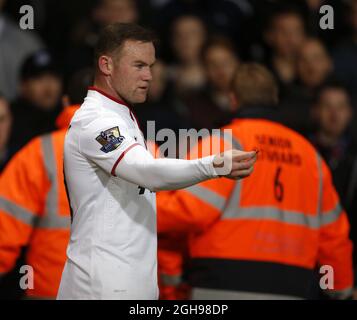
[268,14,305,57]
[298,40,332,88]
[204,46,239,92]
[0,98,12,151]
[316,88,352,137]
[172,16,206,63]
[21,74,62,111]
[110,40,155,104]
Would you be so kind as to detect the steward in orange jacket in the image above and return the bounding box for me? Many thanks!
[0,105,78,298]
[157,64,354,300]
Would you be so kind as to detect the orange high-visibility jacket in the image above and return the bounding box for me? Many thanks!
[0,106,79,298]
[158,232,191,300]
[157,107,354,300]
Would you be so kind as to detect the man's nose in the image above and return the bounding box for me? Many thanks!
[142,68,153,82]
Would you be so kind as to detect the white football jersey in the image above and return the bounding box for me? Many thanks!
[57,88,158,300]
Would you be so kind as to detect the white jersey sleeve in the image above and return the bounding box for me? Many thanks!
[115,145,218,191]
[79,117,218,192]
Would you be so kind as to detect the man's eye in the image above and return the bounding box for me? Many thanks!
[136,65,144,69]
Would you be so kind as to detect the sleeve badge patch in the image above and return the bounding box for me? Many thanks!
[96,126,125,153]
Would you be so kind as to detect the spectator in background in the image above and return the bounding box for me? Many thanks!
[264,6,306,91]
[179,36,239,130]
[279,38,334,135]
[309,82,357,289]
[0,0,43,101]
[169,15,207,96]
[65,0,139,77]
[297,38,333,90]
[9,50,63,153]
[155,0,253,60]
[333,0,357,105]
[0,94,12,172]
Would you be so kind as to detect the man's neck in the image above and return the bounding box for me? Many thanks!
[93,77,124,102]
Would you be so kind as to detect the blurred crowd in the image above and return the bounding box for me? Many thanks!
[0,0,357,298]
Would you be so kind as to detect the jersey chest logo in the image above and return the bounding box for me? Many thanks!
[96,126,125,153]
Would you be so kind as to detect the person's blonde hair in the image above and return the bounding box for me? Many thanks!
[233,63,279,106]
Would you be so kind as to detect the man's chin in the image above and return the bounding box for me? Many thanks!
[132,95,148,104]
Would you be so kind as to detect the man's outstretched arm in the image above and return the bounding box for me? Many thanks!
[114,146,256,192]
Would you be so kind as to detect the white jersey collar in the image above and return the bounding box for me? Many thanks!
[87,86,139,124]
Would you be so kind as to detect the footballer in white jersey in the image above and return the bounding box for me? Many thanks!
[57,23,256,300]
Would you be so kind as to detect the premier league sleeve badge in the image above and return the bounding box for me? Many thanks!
[95,126,125,153]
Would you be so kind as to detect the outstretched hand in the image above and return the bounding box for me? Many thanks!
[213,149,257,180]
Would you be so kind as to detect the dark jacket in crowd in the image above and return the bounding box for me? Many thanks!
[9,98,61,153]
[310,132,357,285]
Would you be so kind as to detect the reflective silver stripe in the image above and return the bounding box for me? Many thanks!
[224,206,342,229]
[160,274,183,286]
[222,181,242,219]
[181,186,328,229]
[184,185,226,211]
[0,196,37,226]
[320,203,343,226]
[192,287,304,300]
[225,206,320,229]
[37,135,70,229]
[316,153,323,215]
[324,287,353,300]
[211,131,244,219]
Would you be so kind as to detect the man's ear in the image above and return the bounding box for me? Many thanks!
[98,55,113,76]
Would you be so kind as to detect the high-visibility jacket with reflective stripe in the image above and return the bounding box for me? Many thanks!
[157,115,354,299]
[0,106,78,298]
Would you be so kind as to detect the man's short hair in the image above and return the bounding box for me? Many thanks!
[233,63,279,107]
[267,5,305,30]
[94,23,157,65]
[313,80,351,105]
